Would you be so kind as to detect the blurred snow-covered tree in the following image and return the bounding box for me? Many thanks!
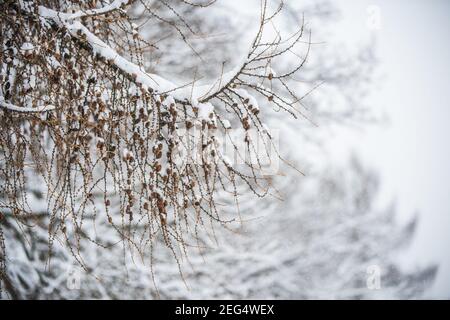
[2,158,436,299]
[0,0,436,299]
[164,158,436,299]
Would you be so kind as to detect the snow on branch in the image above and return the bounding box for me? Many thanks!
[0,97,55,113]
[63,0,132,21]
[38,6,183,95]
[37,4,234,105]
[36,0,306,111]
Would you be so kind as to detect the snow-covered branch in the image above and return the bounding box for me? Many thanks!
[36,1,300,109]
[0,97,55,113]
[38,6,182,94]
[36,4,250,106]
[64,0,132,20]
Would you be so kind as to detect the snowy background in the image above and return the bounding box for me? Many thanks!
[2,0,449,299]
[220,0,450,299]
[324,0,450,298]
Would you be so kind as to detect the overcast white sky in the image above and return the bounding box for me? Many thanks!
[330,0,450,298]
